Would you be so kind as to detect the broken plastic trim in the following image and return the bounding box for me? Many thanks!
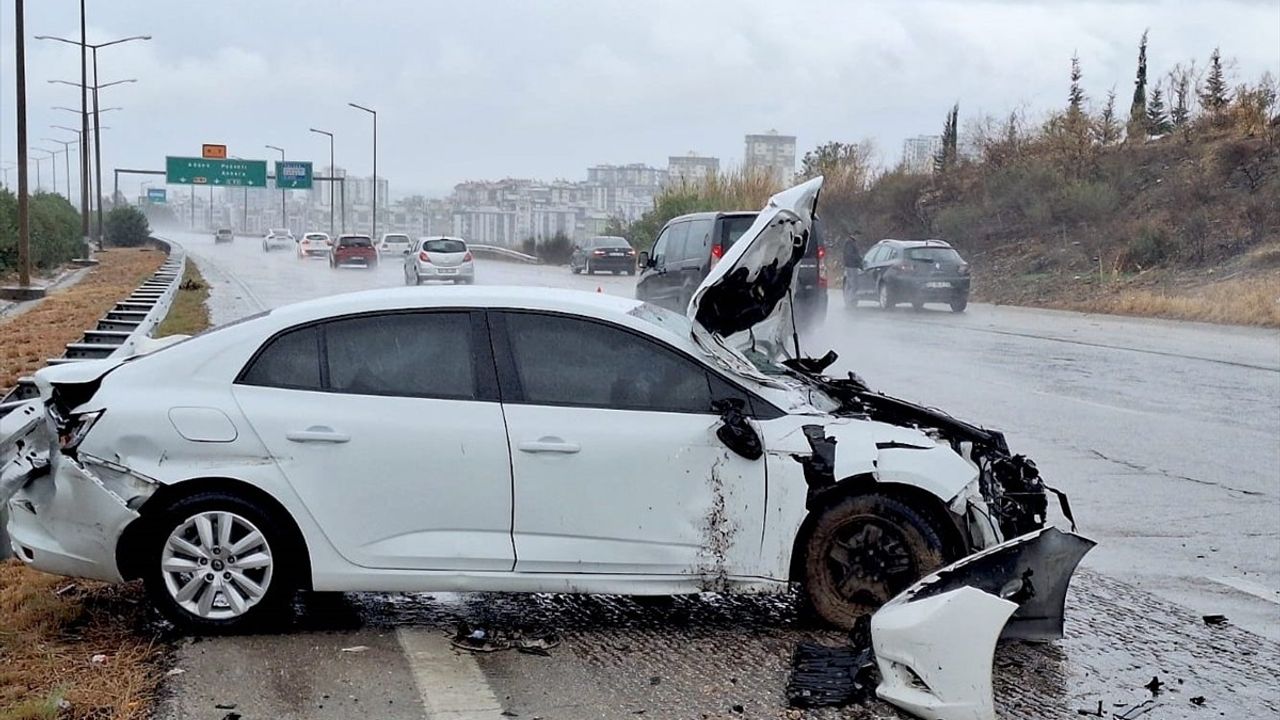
[870,527,1095,720]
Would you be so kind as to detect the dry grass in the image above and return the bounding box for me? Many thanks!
[0,564,165,720]
[153,264,210,339]
[1062,272,1280,327]
[0,250,165,389]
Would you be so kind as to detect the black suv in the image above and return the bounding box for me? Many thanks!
[636,211,828,327]
[844,239,971,312]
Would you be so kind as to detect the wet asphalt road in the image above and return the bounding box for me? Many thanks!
[156,232,1279,719]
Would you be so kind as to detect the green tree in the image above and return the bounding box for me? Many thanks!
[1095,88,1122,144]
[104,205,151,247]
[1146,87,1172,134]
[1068,52,1087,119]
[933,103,959,173]
[1128,30,1149,140]
[1169,66,1193,128]
[1200,47,1229,119]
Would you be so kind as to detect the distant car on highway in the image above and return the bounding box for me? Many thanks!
[570,236,636,275]
[844,238,971,313]
[636,211,827,328]
[378,233,413,256]
[404,236,474,285]
[297,232,330,259]
[329,234,378,269]
[262,228,294,252]
[214,228,234,244]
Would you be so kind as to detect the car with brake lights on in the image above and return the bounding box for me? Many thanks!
[328,234,378,269]
[261,228,294,252]
[297,232,330,259]
[844,238,971,313]
[404,236,475,285]
[569,236,637,275]
[378,233,413,256]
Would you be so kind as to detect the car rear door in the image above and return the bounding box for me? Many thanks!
[491,310,766,578]
[231,310,515,572]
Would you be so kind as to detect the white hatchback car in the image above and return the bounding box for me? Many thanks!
[297,232,330,259]
[261,228,294,252]
[404,236,475,285]
[378,232,413,256]
[1,180,1078,656]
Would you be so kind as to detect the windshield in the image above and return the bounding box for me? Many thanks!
[719,215,757,250]
[424,239,466,253]
[907,247,963,263]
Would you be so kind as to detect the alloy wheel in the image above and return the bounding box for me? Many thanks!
[825,518,915,607]
[160,511,274,620]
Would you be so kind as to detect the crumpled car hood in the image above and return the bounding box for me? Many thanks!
[689,176,822,367]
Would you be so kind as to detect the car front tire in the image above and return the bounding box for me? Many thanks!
[142,490,297,633]
[800,492,947,630]
[878,283,895,310]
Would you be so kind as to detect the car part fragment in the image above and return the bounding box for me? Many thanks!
[870,527,1095,720]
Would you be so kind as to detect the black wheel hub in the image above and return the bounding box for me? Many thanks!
[826,519,915,605]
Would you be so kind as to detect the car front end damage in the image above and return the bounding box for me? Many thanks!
[2,392,159,582]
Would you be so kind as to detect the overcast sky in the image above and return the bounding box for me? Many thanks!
[2,0,1277,199]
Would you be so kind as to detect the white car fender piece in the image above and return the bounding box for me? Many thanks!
[872,586,1016,720]
[870,527,1095,720]
[131,334,189,357]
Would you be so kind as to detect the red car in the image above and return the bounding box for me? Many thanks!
[329,234,379,269]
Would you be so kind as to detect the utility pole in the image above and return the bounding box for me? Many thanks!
[15,0,31,289]
[79,0,89,255]
[266,145,285,231]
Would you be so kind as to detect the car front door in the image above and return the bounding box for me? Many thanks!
[636,225,671,306]
[492,310,767,578]
[232,310,514,572]
[858,244,885,297]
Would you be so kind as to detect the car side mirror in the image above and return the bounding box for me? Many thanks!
[638,251,650,268]
[711,399,761,460]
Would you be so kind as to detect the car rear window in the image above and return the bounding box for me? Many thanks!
[719,215,757,250]
[907,247,963,263]
[271,228,290,235]
[305,234,326,241]
[385,235,410,243]
[424,239,466,253]
[591,237,629,249]
[340,236,373,247]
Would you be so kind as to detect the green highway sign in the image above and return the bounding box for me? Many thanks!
[165,156,268,187]
[275,160,313,190]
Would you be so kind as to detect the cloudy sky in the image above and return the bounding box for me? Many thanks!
[2,0,1277,199]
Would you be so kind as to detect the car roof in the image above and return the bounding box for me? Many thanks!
[420,235,467,242]
[877,238,953,249]
[666,210,757,225]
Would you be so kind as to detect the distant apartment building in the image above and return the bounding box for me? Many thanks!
[901,135,942,174]
[668,152,720,188]
[584,163,667,223]
[743,131,796,186]
[345,175,389,209]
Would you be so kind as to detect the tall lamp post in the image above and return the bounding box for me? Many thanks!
[309,128,335,238]
[49,77,136,246]
[43,137,78,199]
[348,102,377,241]
[36,33,150,251]
[35,149,59,196]
[265,145,286,231]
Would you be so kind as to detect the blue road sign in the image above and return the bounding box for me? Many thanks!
[146,187,167,203]
[275,161,314,190]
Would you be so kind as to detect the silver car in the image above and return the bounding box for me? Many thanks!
[403,236,475,285]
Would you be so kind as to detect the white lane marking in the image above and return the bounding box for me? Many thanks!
[396,627,506,719]
[1207,576,1280,605]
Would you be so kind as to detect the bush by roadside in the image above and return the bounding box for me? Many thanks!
[153,263,210,338]
[103,206,151,248]
[0,190,85,275]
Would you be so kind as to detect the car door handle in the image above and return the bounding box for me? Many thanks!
[517,437,580,454]
[286,426,351,443]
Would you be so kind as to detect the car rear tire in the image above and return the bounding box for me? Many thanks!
[911,299,924,311]
[878,283,895,310]
[950,296,968,313]
[800,492,948,630]
[586,262,595,275]
[627,268,635,276]
[572,265,581,275]
[142,490,298,633]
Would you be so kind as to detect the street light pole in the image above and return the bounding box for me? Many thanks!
[309,128,335,238]
[79,0,89,255]
[266,144,285,231]
[43,137,77,198]
[36,149,58,196]
[348,102,377,240]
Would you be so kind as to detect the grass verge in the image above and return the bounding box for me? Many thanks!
[153,262,210,338]
[1,249,213,720]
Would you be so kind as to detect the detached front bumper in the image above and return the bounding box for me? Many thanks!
[870,527,1095,720]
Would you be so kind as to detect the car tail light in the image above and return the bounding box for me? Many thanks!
[463,251,474,262]
[817,245,828,288]
[626,249,636,256]
[419,251,431,262]
[593,249,607,256]
[897,262,916,273]
[958,264,971,276]
[57,409,103,452]
[709,243,724,268]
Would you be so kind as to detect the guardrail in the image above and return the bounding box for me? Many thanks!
[0,239,183,557]
[468,244,540,264]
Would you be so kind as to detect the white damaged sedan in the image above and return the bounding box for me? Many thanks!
[1,179,1087,718]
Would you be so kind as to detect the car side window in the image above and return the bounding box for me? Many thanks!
[665,222,691,265]
[324,312,475,399]
[868,245,887,264]
[501,312,713,414]
[684,218,714,263]
[651,226,671,266]
[240,325,323,390]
